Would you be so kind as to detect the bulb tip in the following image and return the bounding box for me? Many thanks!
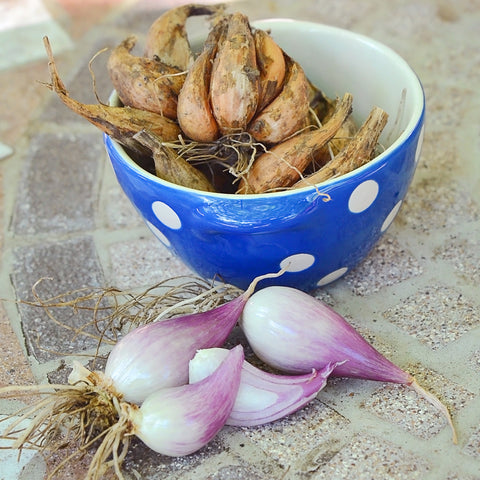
[410,377,458,445]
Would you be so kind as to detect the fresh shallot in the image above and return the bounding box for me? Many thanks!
[128,344,244,457]
[102,271,282,403]
[1,345,244,480]
[239,285,457,443]
[189,347,342,427]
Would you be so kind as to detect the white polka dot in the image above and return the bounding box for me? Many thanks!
[317,267,348,286]
[381,200,402,232]
[146,220,171,247]
[415,125,425,164]
[152,201,182,230]
[280,253,315,272]
[348,180,379,213]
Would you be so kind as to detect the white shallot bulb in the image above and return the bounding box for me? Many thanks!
[189,347,342,426]
[129,344,244,456]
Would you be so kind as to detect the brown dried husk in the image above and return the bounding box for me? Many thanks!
[237,92,354,194]
[294,105,389,188]
[107,35,186,119]
[43,37,181,157]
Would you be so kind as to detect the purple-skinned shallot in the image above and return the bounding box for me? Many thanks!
[240,285,457,443]
[97,270,282,404]
[127,344,244,457]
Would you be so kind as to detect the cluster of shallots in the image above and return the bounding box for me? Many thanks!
[43,4,388,195]
[1,273,456,480]
[106,4,389,194]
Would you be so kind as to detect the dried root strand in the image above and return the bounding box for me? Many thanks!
[409,377,458,445]
[0,377,134,480]
[294,105,388,188]
[19,275,242,351]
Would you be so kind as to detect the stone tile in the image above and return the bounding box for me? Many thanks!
[344,234,423,296]
[240,400,350,474]
[445,473,480,480]
[423,20,480,84]
[469,350,480,373]
[0,415,44,479]
[368,1,439,55]
[464,425,480,459]
[43,444,117,480]
[309,433,431,479]
[0,304,36,387]
[422,83,475,133]
[107,236,192,290]
[0,60,48,144]
[0,3,73,71]
[16,452,47,480]
[120,433,227,480]
[102,184,145,229]
[434,235,480,286]
[382,285,480,350]
[397,177,479,233]
[414,130,461,176]
[173,430,284,480]
[49,0,121,40]
[110,1,168,35]
[12,132,102,235]
[11,236,105,363]
[204,465,265,480]
[0,141,13,160]
[293,0,377,30]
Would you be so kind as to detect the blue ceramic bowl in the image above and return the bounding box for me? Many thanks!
[104,19,424,291]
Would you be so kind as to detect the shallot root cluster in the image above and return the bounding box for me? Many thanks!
[43,3,389,194]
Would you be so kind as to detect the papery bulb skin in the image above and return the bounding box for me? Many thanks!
[105,294,247,404]
[131,345,244,456]
[240,286,410,384]
[189,348,341,426]
[210,12,259,134]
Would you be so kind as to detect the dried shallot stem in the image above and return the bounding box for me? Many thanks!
[294,105,388,188]
[42,37,180,156]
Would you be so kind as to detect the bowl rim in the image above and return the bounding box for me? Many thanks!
[106,18,425,200]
